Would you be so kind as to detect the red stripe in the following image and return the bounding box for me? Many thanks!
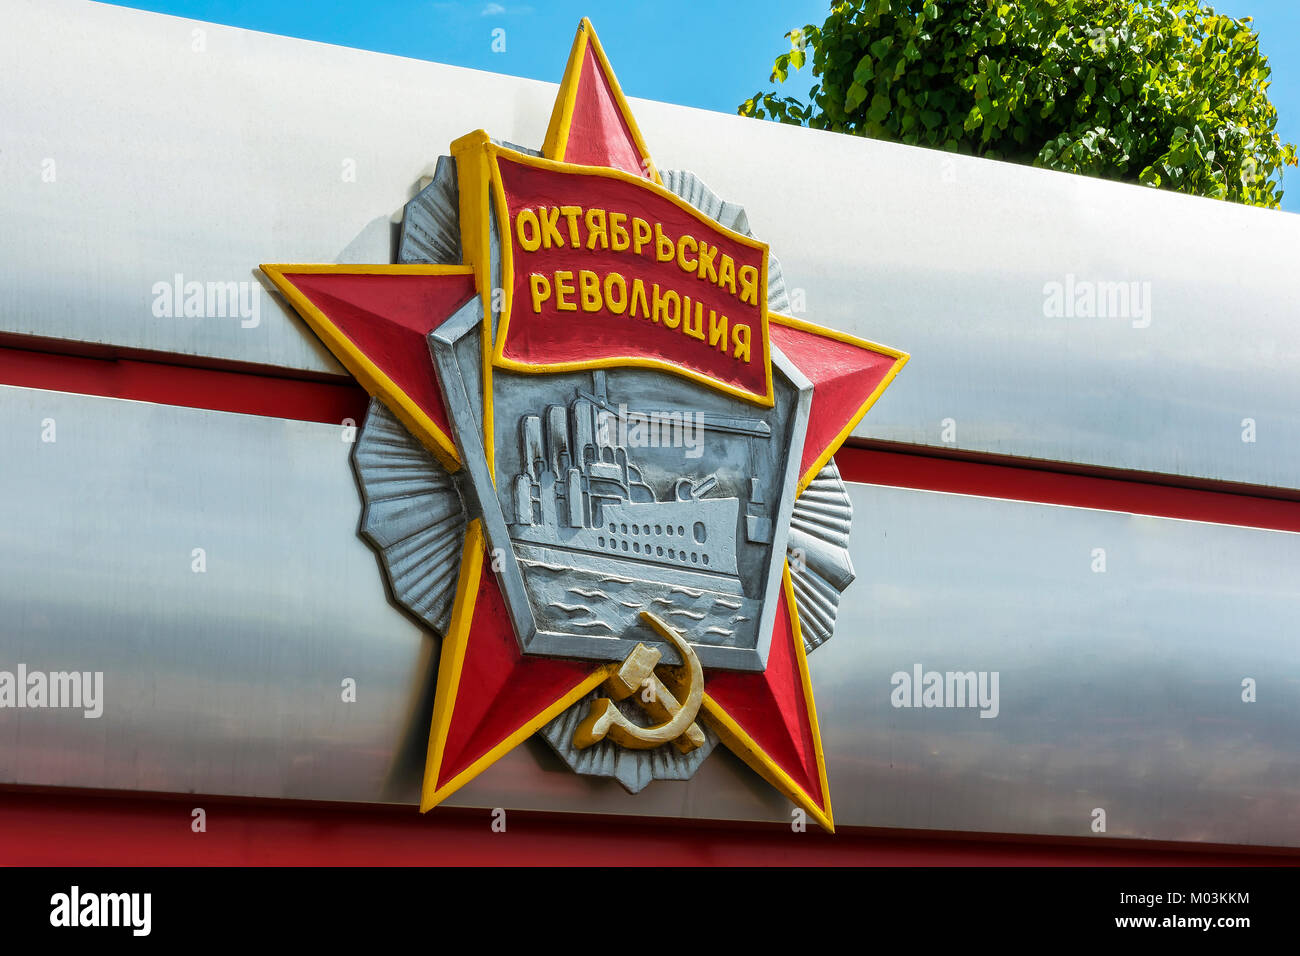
[5,340,1299,535]
[0,787,1294,866]
[0,342,368,426]
[835,445,1300,534]
[4,342,1298,532]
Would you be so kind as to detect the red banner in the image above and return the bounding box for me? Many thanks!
[492,151,773,405]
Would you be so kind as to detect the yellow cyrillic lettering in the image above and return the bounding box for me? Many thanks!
[732,323,751,362]
[683,296,704,340]
[717,255,737,295]
[516,209,541,252]
[578,269,602,312]
[632,218,652,255]
[738,265,759,305]
[654,223,675,263]
[653,284,680,328]
[676,234,697,273]
[539,207,564,249]
[528,273,551,312]
[610,213,630,252]
[696,241,718,283]
[604,273,628,314]
[559,205,582,247]
[629,278,650,318]
[555,270,576,311]
[585,208,608,250]
[708,310,728,350]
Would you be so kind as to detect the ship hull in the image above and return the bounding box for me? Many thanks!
[513,497,740,578]
[513,542,744,597]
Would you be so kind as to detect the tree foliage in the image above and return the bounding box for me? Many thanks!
[739,0,1296,207]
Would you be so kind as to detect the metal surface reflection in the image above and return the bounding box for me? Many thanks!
[2,386,1297,844]
[3,0,1299,490]
[0,386,433,803]
[448,484,1300,846]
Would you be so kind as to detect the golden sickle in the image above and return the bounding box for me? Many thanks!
[572,610,706,752]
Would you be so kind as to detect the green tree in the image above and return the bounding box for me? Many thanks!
[740,0,1297,207]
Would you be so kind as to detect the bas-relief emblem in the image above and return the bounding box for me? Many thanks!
[263,18,908,830]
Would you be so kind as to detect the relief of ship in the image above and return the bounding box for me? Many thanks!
[508,373,769,592]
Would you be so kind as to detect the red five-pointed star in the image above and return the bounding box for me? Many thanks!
[261,18,907,833]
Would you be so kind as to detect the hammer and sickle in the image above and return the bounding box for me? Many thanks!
[573,610,706,753]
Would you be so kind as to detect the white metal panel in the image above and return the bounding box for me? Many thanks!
[1,1,1298,487]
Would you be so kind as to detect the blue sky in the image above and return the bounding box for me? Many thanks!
[108,0,1300,212]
